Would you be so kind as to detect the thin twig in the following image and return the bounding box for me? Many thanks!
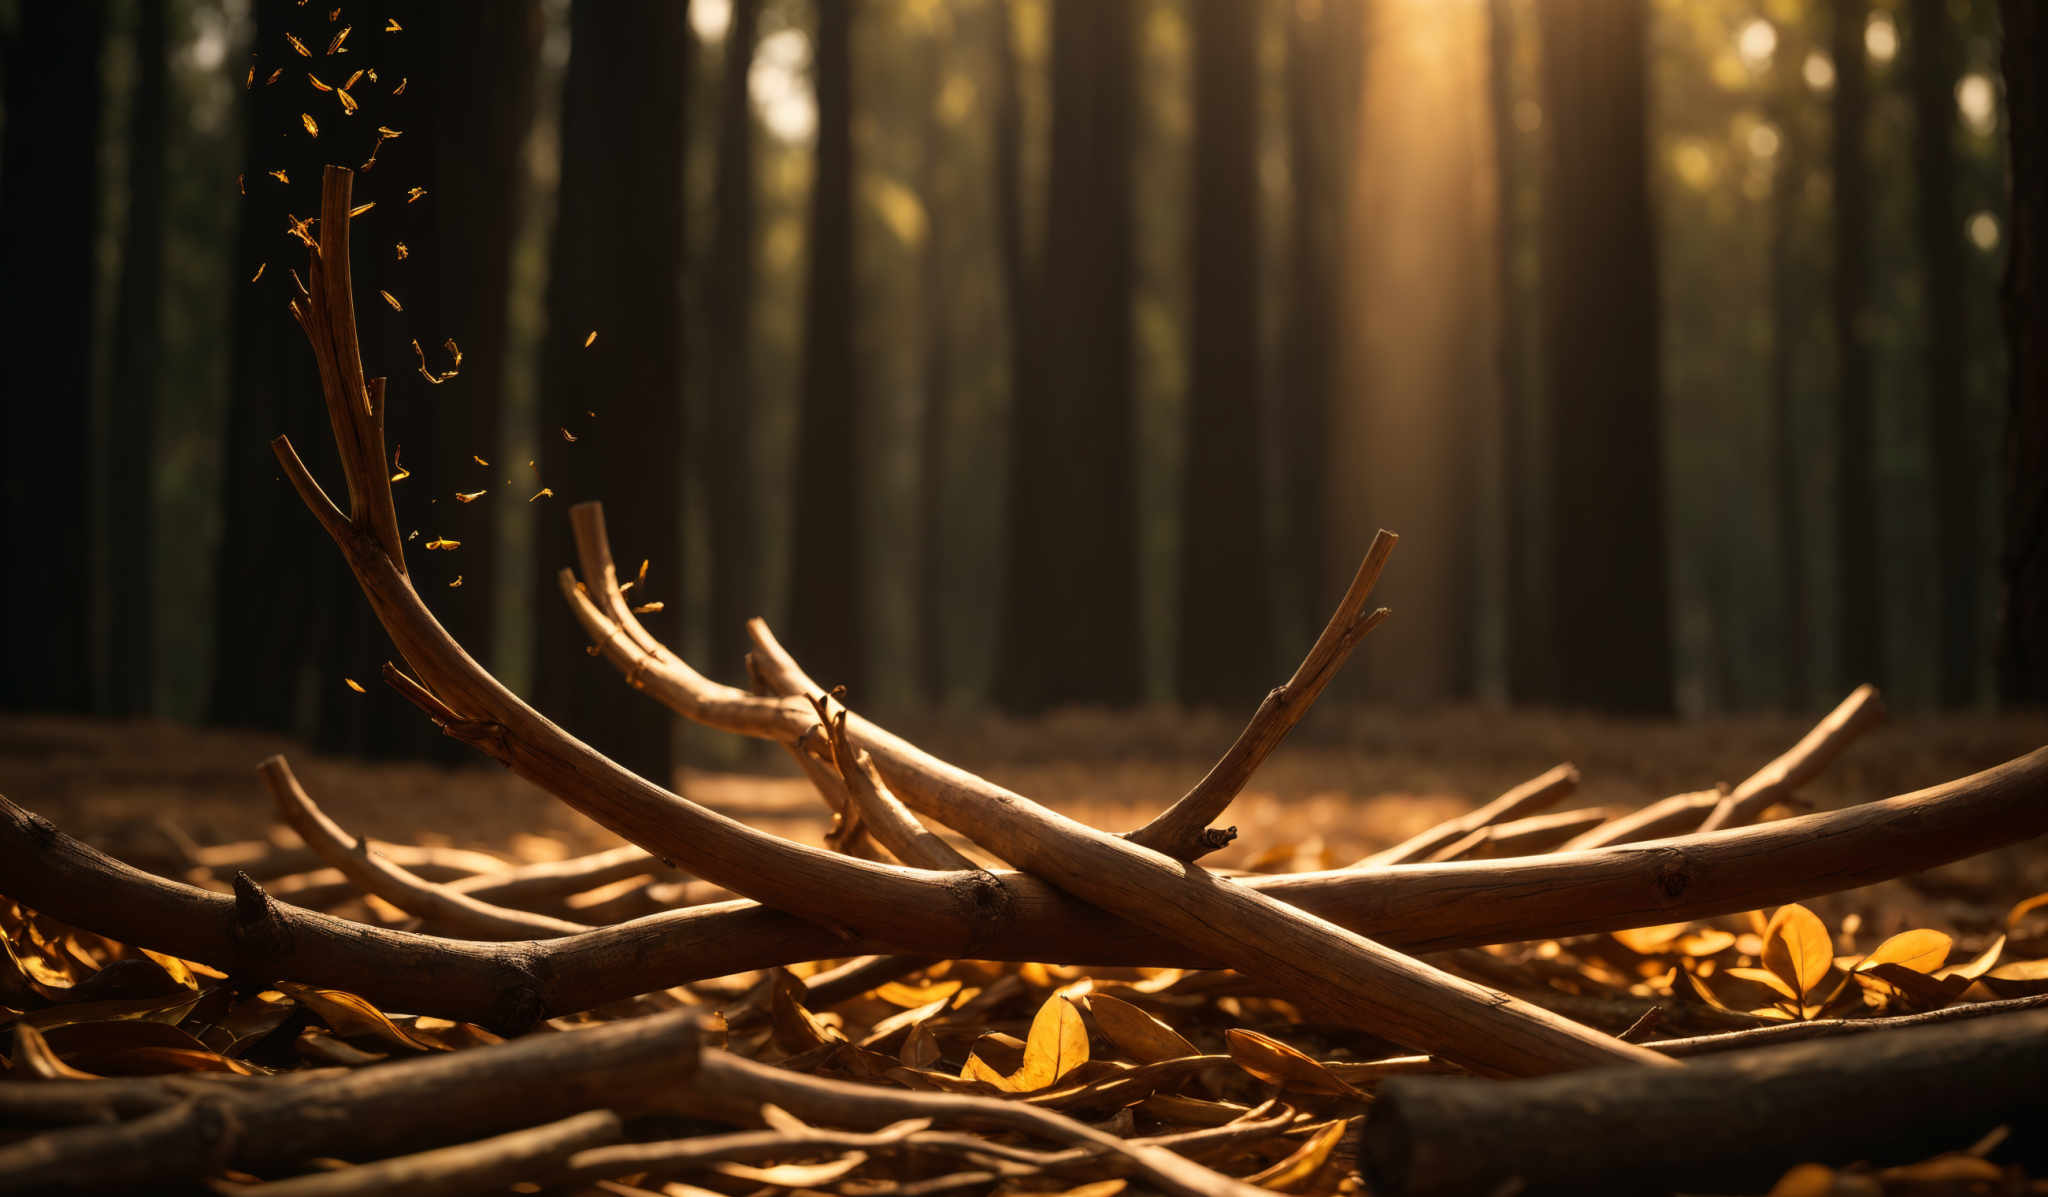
[1355,763,1580,867]
[1131,532,1399,860]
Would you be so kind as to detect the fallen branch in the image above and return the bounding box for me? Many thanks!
[1419,807,1610,862]
[1362,1005,2048,1196]
[1354,764,1581,867]
[7,745,2047,1027]
[261,755,591,939]
[1130,532,1397,860]
[0,1009,702,1192]
[233,1109,624,1197]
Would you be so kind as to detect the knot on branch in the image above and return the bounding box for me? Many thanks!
[227,872,292,985]
[1200,825,1239,853]
[1652,847,1693,900]
[953,869,1016,952]
[187,1097,246,1175]
[487,955,549,1036]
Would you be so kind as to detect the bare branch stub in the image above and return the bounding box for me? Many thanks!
[1132,530,1400,861]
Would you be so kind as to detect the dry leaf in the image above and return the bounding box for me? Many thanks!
[1762,904,1832,997]
[962,993,1087,1093]
[1245,1118,1349,1191]
[1084,992,1198,1064]
[1858,929,1952,975]
[1225,1028,1361,1097]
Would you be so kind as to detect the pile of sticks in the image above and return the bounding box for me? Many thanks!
[4,167,2046,1195]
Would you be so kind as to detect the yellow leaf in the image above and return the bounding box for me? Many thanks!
[379,289,401,311]
[1762,904,1832,997]
[1723,965,1801,1002]
[963,993,1088,1093]
[301,112,319,138]
[874,977,962,1007]
[286,32,312,56]
[1246,1119,1349,1192]
[326,25,350,54]
[454,490,486,503]
[307,73,333,92]
[1611,923,1687,955]
[1225,1028,1360,1097]
[714,1153,867,1187]
[1859,929,1952,975]
[277,983,441,1052]
[1938,934,2005,982]
[1084,993,1197,1064]
[423,537,460,551]
[343,678,365,693]
[584,330,598,348]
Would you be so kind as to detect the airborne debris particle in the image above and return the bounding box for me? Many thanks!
[250,263,267,283]
[449,576,463,588]
[472,455,489,467]
[348,201,374,218]
[406,186,427,203]
[390,446,410,483]
[267,168,290,184]
[632,601,665,615]
[583,330,598,348]
[394,242,408,260]
[286,32,312,57]
[307,73,334,92]
[529,488,553,502]
[424,537,460,551]
[301,112,320,138]
[386,17,403,32]
[379,290,402,311]
[326,26,351,55]
[454,490,486,504]
[344,678,366,693]
[265,68,283,85]
[337,89,358,115]
[392,77,408,96]
[560,428,577,443]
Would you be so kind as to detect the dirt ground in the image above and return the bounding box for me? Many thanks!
[4,701,2044,938]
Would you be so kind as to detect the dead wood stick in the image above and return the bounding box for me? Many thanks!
[1696,682,1886,832]
[234,1108,625,1197]
[0,1009,702,1193]
[1557,786,1724,851]
[6,747,2046,1027]
[1565,684,1885,851]
[821,703,976,871]
[681,1050,1272,1197]
[802,953,940,1007]
[731,627,1669,1076]
[1130,532,1397,860]
[175,834,510,885]
[1354,764,1581,867]
[261,755,592,939]
[1362,1006,2048,1197]
[1419,807,1610,862]
[446,844,665,907]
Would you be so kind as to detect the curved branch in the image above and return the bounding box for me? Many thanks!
[259,755,591,939]
[1355,763,1580,867]
[1132,531,1398,859]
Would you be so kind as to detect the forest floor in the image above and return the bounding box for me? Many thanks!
[5,701,2045,935]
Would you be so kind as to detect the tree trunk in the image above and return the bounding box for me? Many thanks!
[702,0,761,686]
[1177,0,1272,708]
[1536,0,1673,714]
[0,2,105,714]
[106,0,168,717]
[210,0,352,735]
[1910,0,1976,707]
[1488,0,1549,705]
[915,18,954,704]
[789,0,866,698]
[995,0,1142,712]
[1770,23,1812,711]
[2002,0,2048,703]
[532,0,691,784]
[1282,1,1365,658]
[1833,0,1883,693]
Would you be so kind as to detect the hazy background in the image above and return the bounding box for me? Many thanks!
[0,0,2030,785]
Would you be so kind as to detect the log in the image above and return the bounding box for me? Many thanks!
[1362,1006,2048,1196]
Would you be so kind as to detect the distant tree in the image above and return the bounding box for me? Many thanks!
[1909,0,1977,706]
[915,8,955,703]
[2000,0,2048,703]
[108,0,169,717]
[1487,0,1548,703]
[995,0,1142,713]
[0,2,105,714]
[789,0,866,697]
[211,1,355,737]
[1831,0,1883,692]
[1768,18,1814,711]
[532,0,691,783]
[702,0,762,685]
[1178,0,1272,707]
[1282,1,1365,648]
[1536,0,1673,713]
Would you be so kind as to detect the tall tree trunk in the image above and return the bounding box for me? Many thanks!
[1536,0,1673,714]
[1910,0,1977,706]
[1488,0,1548,704]
[702,0,761,685]
[995,0,1141,712]
[210,1,344,735]
[532,1,691,784]
[1832,0,1883,692]
[1179,0,1271,707]
[107,0,169,717]
[915,18,954,704]
[0,2,105,714]
[2000,0,2048,703]
[1771,22,1812,711]
[789,0,865,697]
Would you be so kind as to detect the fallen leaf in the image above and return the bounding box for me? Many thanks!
[1225,1028,1361,1097]
[962,992,1088,1093]
[1762,904,1832,997]
[1084,992,1198,1064]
